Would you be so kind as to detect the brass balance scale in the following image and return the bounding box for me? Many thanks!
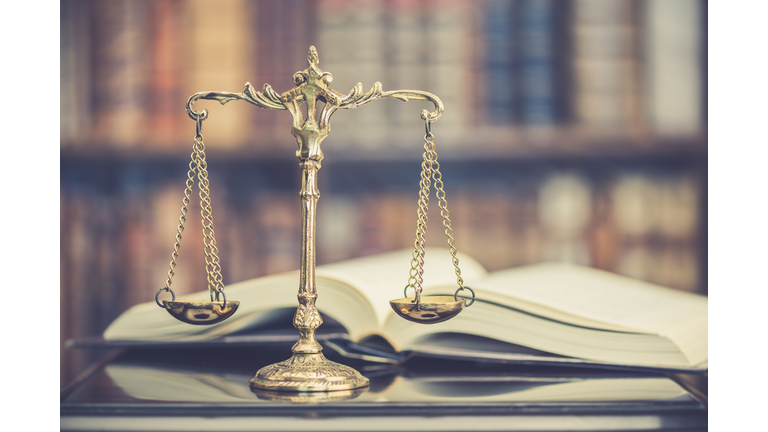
[154,47,475,395]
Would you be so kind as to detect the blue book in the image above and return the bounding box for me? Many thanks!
[518,0,556,126]
[483,0,516,124]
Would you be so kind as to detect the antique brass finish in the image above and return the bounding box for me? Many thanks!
[400,121,475,320]
[156,122,235,325]
[184,46,446,392]
[389,296,466,324]
[249,353,368,392]
[163,299,240,325]
[180,46,463,392]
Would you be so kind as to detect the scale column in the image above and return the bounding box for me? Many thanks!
[249,47,369,392]
[292,159,323,354]
[249,161,368,391]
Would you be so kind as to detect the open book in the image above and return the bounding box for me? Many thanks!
[103,248,708,372]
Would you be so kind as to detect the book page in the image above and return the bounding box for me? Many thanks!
[385,299,690,366]
[316,247,488,330]
[473,263,707,334]
[104,272,383,342]
[103,273,303,341]
[102,248,484,342]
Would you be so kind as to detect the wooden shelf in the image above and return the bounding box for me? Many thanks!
[60,128,706,164]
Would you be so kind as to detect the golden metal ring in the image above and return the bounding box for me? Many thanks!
[214,289,227,309]
[403,285,419,301]
[403,285,422,306]
[195,115,203,137]
[454,286,475,307]
[155,287,176,308]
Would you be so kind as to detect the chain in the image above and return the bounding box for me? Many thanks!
[407,121,465,301]
[159,122,225,306]
[194,134,225,298]
[430,137,465,290]
[164,146,197,291]
[407,129,434,301]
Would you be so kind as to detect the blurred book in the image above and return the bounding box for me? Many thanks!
[517,0,559,128]
[481,0,516,124]
[182,0,254,150]
[60,0,93,146]
[99,247,708,373]
[611,172,700,292]
[90,0,150,149]
[146,0,186,149]
[480,0,566,131]
[424,0,472,145]
[571,0,640,135]
[643,0,703,136]
[387,0,426,131]
[537,173,593,266]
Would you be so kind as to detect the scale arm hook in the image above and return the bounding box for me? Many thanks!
[336,82,444,122]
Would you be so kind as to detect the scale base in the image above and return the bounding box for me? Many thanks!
[249,352,369,392]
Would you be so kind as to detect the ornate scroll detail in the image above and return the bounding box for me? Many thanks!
[279,46,445,156]
[185,82,285,121]
[335,82,445,122]
[185,46,444,146]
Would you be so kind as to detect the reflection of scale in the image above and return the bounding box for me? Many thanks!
[153,47,475,394]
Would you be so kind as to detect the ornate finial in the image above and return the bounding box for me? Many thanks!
[308,46,319,67]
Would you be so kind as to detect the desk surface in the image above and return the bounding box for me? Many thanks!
[61,346,707,432]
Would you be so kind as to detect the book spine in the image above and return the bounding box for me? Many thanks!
[120,184,157,307]
[517,0,557,127]
[387,0,427,138]
[280,0,313,87]
[252,0,278,142]
[150,182,197,298]
[586,179,620,272]
[317,196,361,263]
[425,0,472,147]
[481,0,516,125]
[252,0,311,151]
[537,173,593,266]
[90,0,150,149]
[316,0,355,143]
[147,0,186,151]
[61,192,91,388]
[610,172,700,292]
[61,187,126,388]
[651,174,700,292]
[642,0,703,136]
[348,0,388,142]
[60,0,93,148]
[258,193,302,275]
[571,0,640,136]
[181,0,254,151]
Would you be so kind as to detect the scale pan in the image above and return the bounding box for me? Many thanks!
[163,299,240,325]
[389,296,466,324]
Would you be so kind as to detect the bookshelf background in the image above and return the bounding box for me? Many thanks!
[60,0,707,389]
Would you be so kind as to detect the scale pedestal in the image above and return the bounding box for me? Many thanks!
[157,46,472,394]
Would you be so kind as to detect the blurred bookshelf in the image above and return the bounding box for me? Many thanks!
[60,0,706,388]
